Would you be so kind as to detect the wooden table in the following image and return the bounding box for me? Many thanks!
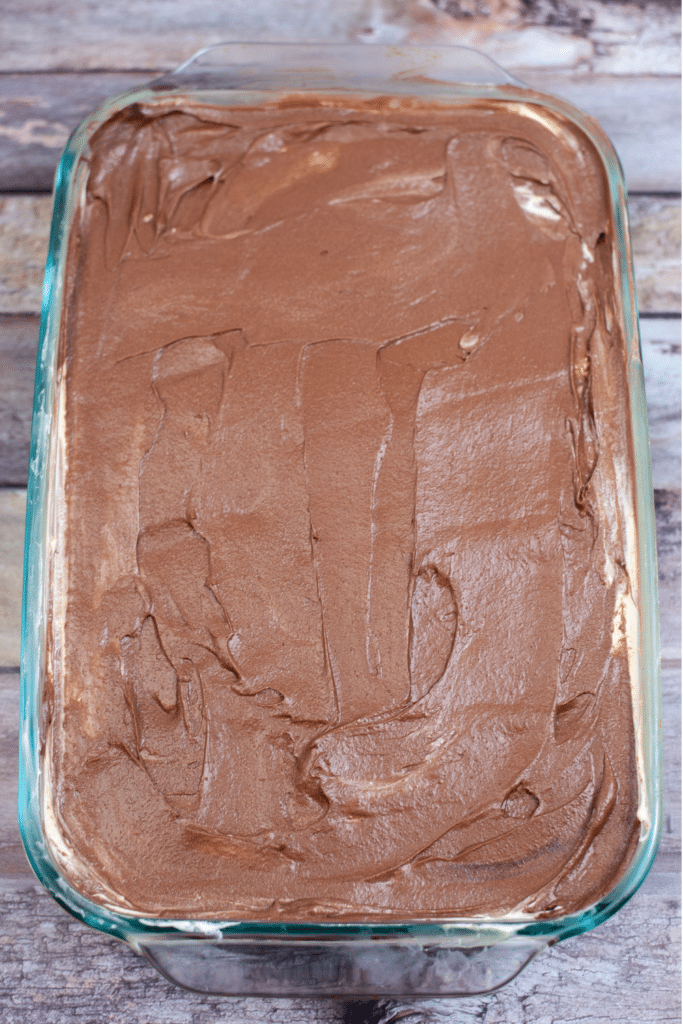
[1,3,679,1020]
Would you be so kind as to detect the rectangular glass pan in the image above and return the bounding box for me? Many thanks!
[19,42,662,997]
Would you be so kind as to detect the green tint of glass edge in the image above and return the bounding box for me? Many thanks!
[18,65,662,949]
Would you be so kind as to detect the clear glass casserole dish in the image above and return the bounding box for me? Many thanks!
[18,42,662,998]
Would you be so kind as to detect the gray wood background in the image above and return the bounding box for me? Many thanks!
[0,2,679,1020]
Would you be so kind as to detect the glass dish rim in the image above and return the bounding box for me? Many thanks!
[18,40,662,950]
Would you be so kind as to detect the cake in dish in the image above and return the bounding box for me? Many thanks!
[43,93,640,920]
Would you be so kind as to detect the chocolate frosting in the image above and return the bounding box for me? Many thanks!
[45,94,640,920]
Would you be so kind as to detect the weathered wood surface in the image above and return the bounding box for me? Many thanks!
[1,0,680,75]
[0,315,36,488]
[0,1,679,1018]
[0,196,53,314]
[1,659,679,1022]
[2,481,678,667]
[0,869,679,1022]
[0,73,151,193]
[4,491,678,669]
[0,489,25,666]
[630,198,683,313]
[521,74,681,194]
[642,318,682,493]
[0,194,679,316]
[1,72,679,193]
[655,487,682,670]
[0,309,678,494]
[1,315,679,668]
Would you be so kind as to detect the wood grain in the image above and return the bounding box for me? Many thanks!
[522,73,681,194]
[0,314,665,489]
[641,319,682,493]
[0,3,679,1013]
[1,655,679,1020]
[0,73,150,192]
[655,488,682,666]
[0,196,52,314]
[0,72,679,193]
[0,876,677,1021]
[0,194,679,316]
[1,0,680,76]
[631,198,683,314]
[0,315,38,487]
[0,316,678,490]
[428,0,682,76]
[0,489,24,666]
[659,655,682,858]
[1,485,679,662]
[0,324,679,662]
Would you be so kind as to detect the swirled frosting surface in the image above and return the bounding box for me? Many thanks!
[46,94,640,919]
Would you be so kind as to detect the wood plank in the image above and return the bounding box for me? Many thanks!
[522,73,681,194]
[0,315,679,491]
[630,197,683,315]
[0,875,677,1020]
[1,665,679,1019]
[1,5,678,1019]
[0,72,679,194]
[641,318,681,493]
[1,486,679,665]
[428,0,682,77]
[0,195,52,315]
[0,73,150,192]
[629,199,681,316]
[0,671,27,879]
[0,194,679,317]
[659,660,682,857]
[0,0,680,77]
[0,322,679,662]
[0,489,24,667]
[655,488,682,666]
[375,862,681,1018]
[0,315,39,487]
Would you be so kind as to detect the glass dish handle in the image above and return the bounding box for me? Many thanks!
[149,41,522,93]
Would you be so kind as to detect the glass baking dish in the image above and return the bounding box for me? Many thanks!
[18,42,662,998]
